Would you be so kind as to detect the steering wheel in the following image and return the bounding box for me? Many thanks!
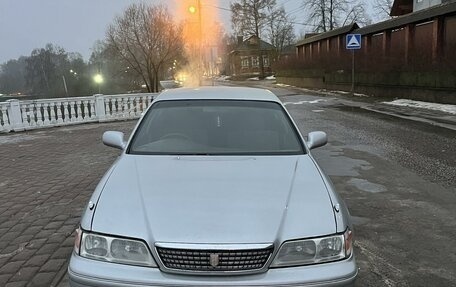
[160,133,191,141]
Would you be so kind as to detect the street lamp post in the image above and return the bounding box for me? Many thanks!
[189,0,203,86]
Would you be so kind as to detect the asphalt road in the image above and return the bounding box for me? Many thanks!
[264,85,456,286]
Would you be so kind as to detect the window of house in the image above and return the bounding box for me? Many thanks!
[251,56,259,67]
[263,56,270,67]
[241,56,249,68]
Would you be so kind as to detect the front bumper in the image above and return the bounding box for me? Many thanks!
[68,253,358,287]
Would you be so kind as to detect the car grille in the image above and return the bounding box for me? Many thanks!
[156,246,274,272]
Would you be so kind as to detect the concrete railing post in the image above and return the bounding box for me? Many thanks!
[94,94,106,122]
[6,99,25,132]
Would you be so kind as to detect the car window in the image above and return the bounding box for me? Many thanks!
[128,100,305,155]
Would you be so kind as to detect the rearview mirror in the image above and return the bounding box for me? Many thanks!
[103,131,126,150]
[307,131,327,150]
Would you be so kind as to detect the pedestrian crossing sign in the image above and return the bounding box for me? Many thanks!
[346,34,361,50]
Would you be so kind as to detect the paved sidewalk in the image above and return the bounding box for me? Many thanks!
[0,121,136,287]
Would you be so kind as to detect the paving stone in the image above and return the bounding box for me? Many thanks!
[1,245,22,255]
[0,257,9,267]
[28,272,55,287]
[46,233,67,244]
[53,215,69,222]
[39,259,66,272]
[0,210,18,219]
[0,227,10,236]
[57,225,75,235]
[0,241,12,252]
[21,227,43,236]
[5,281,28,287]
[51,247,73,260]
[27,239,47,250]
[8,223,30,234]
[9,267,40,282]
[24,255,50,267]
[29,219,50,228]
[43,221,64,231]
[11,235,34,245]
[61,236,75,248]
[0,274,13,285]
[35,243,60,256]
[34,230,55,239]
[11,248,37,262]
[0,121,136,286]
[0,261,25,274]
[0,231,22,242]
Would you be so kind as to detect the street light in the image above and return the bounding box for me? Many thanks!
[94,74,103,94]
[188,5,197,14]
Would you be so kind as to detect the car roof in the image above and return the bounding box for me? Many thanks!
[154,86,281,103]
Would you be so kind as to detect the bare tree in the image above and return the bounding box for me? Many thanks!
[267,6,296,59]
[106,3,185,92]
[231,0,277,78]
[372,0,394,22]
[341,2,372,27]
[303,0,371,32]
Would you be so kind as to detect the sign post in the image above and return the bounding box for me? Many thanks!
[346,34,361,93]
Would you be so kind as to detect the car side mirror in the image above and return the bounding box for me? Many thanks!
[307,131,327,150]
[103,131,126,150]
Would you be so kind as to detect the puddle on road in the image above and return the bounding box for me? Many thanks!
[313,145,388,193]
[313,147,372,177]
[348,178,387,193]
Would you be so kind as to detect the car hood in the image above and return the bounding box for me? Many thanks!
[91,155,336,245]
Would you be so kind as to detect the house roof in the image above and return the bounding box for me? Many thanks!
[390,0,413,16]
[295,23,359,47]
[356,1,456,35]
[231,36,275,53]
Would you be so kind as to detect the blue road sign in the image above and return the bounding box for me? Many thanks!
[346,34,361,50]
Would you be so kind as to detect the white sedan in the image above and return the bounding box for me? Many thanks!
[69,87,357,286]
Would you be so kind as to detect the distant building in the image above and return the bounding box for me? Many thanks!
[279,44,297,61]
[228,36,275,76]
[390,0,452,16]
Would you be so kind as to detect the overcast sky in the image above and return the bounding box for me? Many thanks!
[0,0,308,64]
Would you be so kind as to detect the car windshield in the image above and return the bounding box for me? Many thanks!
[128,100,304,155]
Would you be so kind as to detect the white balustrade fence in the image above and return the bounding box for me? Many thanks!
[0,93,156,133]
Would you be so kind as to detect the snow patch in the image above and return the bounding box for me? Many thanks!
[265,75,276,80]
[383,99,456,115]
[283,99,326,105]
[276,83,291,87]
[0,134,50,144]
[247,77,259,81]
[216,75,231,81]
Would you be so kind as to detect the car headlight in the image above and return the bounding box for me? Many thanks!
[74,228,157,267]
[271,229,353,267]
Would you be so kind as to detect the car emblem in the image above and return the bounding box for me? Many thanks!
[209,253,220,267]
